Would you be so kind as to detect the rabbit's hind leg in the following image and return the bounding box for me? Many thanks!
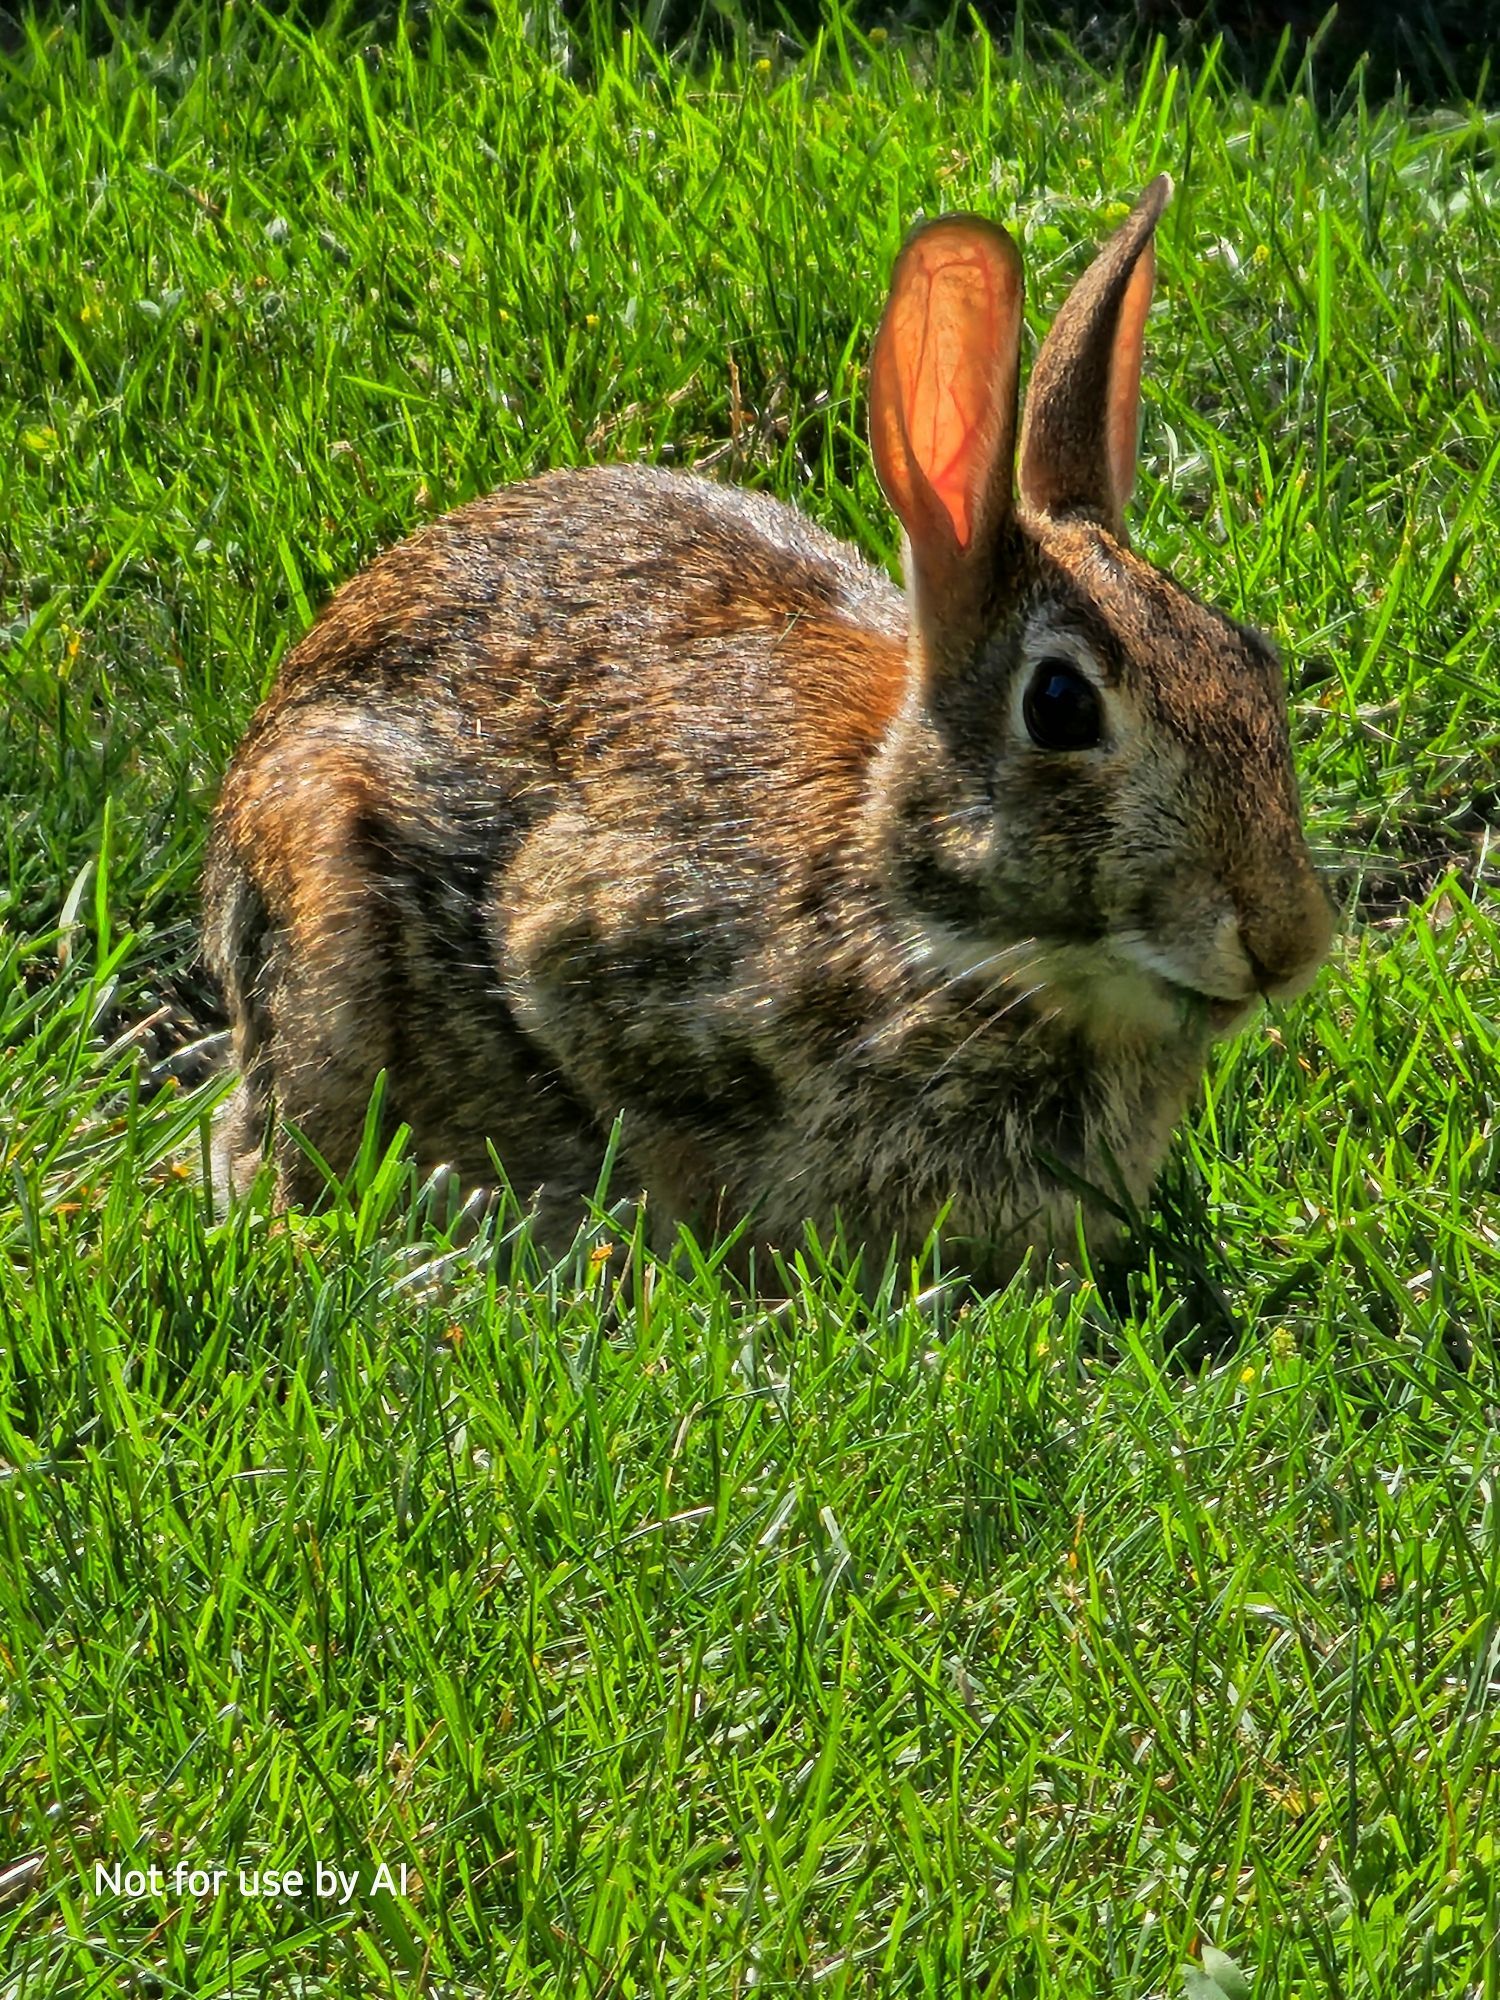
[364,822,618,1237]
[204,717,617,1232]
[202,735,406,1210]
[208,874,402,1212]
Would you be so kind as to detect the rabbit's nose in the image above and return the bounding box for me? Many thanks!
[1240,869,1336,998]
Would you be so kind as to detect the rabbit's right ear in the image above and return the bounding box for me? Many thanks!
[869,216,1024,658]
[1017,176,1172,541]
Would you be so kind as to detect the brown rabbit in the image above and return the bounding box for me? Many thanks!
[202,176,1332,1282]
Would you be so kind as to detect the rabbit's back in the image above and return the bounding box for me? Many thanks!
[203,464,931,1241]
[255,462,908,865]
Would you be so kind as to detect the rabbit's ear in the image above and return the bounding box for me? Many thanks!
[1018,175,1172,542]
[869,216,1024,643]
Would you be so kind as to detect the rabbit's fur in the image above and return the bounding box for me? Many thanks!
[203,178,1332,1282]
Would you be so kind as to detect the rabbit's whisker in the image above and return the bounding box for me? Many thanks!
[855,938,1045,1057]
[920,977,1054,1089]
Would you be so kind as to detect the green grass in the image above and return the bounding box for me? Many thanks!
[2,3,1499,1994]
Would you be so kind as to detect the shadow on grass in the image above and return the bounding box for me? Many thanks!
[3,0,1495,106]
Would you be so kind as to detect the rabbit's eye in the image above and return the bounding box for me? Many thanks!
[1022,660,1103,751]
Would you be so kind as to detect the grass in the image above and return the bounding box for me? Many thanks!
[2,1,1499,1993]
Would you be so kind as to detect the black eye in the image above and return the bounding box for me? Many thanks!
[1022,659,1104,752]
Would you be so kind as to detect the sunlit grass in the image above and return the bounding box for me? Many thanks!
[2,3,1498,1994]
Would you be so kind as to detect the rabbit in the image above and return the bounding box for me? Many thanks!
[201,174,1333,1284]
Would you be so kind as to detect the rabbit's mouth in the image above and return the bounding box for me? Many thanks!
[905,921,1258,1044]
[1181,986,1259,1039]
[1013,940,1247,1046]
[1142,969,1258,1041]
[1100,936,1260,1041]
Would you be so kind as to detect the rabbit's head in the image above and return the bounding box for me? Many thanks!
[866,175,1333,1048]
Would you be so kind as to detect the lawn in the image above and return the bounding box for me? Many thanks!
[2,3,1498,1994]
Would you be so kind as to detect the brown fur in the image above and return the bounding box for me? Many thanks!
[202,190,1332,1282]
[1019,175,1172,536]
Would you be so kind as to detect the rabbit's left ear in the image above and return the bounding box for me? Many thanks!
[1018,175,1172,542]
[869,215,1024,646]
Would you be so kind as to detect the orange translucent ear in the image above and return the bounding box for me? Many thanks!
[869,216,1023,629]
